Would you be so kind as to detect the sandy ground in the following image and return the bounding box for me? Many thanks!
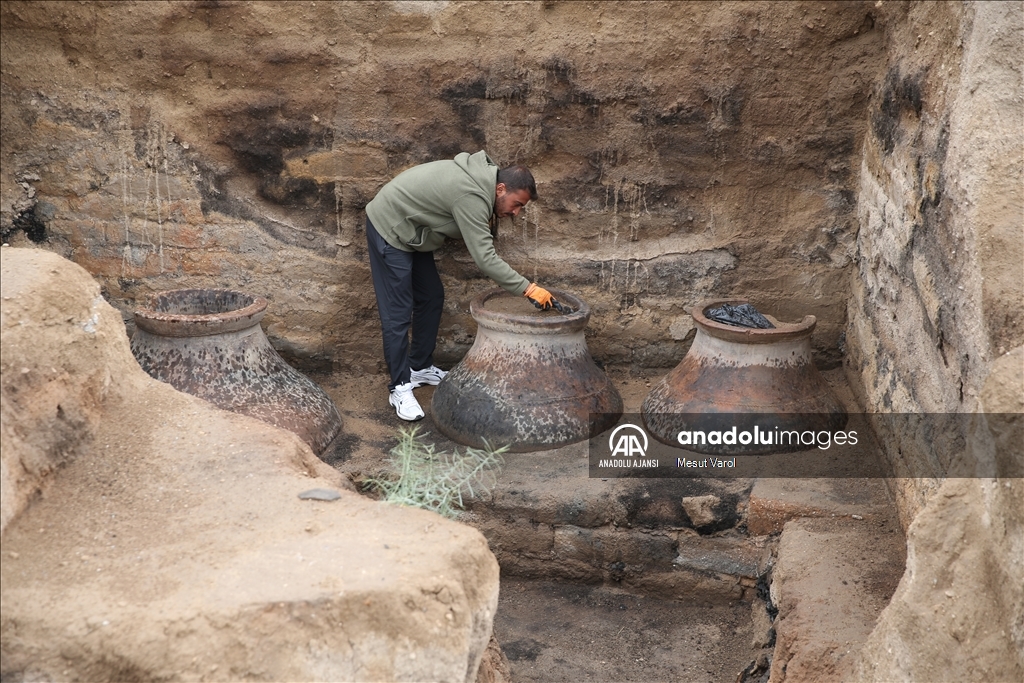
[494,577,758,683]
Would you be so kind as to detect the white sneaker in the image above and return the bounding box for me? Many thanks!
[389,382,425,421]
[410,365,448,387]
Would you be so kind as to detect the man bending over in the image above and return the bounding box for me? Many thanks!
[364,150,560,420]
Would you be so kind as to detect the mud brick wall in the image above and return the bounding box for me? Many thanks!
[1,0,884,372]
[844,1,1023,524]
[845,5,1023,676]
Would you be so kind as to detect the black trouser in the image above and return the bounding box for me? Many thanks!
[365,218,444,391]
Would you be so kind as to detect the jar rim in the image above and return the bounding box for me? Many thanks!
[690,298,816,343]
[134,288,268,337]
[470,288,590,333]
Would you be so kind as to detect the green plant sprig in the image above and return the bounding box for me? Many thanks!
[363,427,507,519]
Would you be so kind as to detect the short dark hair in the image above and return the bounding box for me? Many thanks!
[497,164,538,200]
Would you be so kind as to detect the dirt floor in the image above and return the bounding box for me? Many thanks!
[493,577,758,683]
[308,365,668,494]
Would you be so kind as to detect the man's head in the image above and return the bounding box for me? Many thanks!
[494,164,537,219]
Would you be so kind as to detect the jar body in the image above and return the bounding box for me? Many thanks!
[642,299,846,454]
[131,289,342,456]
[432,289,622,452]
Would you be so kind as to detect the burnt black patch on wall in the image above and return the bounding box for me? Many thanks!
[544,57,597,104]
[541,56,601,118]
[439,58,602,156]
[440,76,491,148]
[258,175,325,209]
[917,121,949,215]
[195,104,339,250]
[2,205,48,244]
[220,112,332,176]
[907,116,957,375]
[871,67,925,155]
[438,70,535,149]
[632,100,709,127]
[194,160,336,256]
[442,76,489,101]
[416,120,469,164]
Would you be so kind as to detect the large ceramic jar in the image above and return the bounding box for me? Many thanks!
[642,299,846,454]
[432,289,622,453]
[131,289,342,457]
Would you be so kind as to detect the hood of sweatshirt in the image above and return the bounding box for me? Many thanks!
[453,150,498,202]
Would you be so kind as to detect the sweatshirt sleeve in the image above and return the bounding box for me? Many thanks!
[452,194,531,295]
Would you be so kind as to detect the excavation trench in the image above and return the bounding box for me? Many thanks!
[314,366,904,683]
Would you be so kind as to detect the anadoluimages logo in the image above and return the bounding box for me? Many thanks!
[598,423,659,469]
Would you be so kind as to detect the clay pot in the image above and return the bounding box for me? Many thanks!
[130,289,342,456]
[431,289,622,452]
[642,299,847,454]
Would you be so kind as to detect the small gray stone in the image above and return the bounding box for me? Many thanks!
[298,488,341,501]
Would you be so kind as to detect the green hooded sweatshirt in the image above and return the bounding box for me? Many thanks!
[365,150,531,295]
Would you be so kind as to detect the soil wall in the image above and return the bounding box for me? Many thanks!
[844,0,1023,521]
[847,3,1023,681]
[0,0,884,372]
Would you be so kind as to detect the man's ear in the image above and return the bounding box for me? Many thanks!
[495,182,507,198]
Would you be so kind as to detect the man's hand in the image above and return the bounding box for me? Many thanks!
[524,283,561,311]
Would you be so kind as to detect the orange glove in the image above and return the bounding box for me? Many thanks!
[524,283,556,311]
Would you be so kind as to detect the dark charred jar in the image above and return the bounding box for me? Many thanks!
[431,289,622,453]
[642,299,847,455]
[130,289,342,457]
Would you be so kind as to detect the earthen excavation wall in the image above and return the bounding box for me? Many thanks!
[845,0,1023,521]
[847,3,1023,681]
[1,0,885,372]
